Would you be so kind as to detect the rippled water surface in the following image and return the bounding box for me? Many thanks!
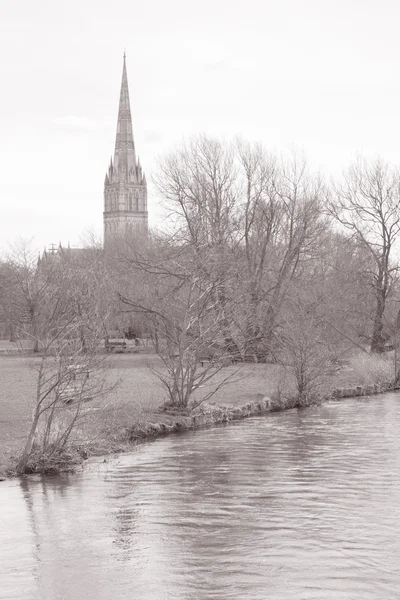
[2,394,400,599]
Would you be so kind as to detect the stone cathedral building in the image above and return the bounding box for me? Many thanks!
[103,55,148,244]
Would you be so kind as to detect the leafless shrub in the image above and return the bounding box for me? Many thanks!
[349,352,394,386]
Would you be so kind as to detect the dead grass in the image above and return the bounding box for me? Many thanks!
[347,353,395,385]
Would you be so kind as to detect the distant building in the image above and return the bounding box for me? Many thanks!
[103,54,148,245]
[38,243,99,264]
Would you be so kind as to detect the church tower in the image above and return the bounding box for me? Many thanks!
[103,54,148,244]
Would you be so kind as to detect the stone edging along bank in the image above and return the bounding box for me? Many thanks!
[1,381,397,480]
[330,381,398,399]
[126,380,399,444]
[127,396,282,443]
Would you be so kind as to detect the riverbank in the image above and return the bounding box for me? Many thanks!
[9,379,398,478]
[91,379,400,459]
[0,354,287,476]
[3,394,302,477]
[1,352,397,478]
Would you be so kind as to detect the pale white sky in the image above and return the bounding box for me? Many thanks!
[2,0,400,251]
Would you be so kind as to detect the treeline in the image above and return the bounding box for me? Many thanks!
[1,136,400,406]
[116,137,400,363]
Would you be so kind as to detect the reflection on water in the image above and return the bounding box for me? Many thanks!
[2,394,400,599]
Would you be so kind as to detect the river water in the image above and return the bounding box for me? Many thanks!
[2,394,400,600]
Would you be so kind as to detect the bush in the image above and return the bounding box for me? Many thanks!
[349,353,394,385]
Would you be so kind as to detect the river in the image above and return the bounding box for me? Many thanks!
[2,393,400,599]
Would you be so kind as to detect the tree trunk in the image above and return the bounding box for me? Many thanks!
[370,287,386,353]
[153,327,160,354]
[79,325,87,353]
[215,281,240,359]
[16,412,40,473]
[243,288,262,362]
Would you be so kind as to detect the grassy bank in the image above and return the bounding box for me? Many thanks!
[0,353,287,475]
[5,395,303,477]
[0,350,397,477]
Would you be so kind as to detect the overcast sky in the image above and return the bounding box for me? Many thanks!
[1,0,400,252]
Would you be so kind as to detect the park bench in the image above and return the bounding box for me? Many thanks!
[198,354,240,367]
[199,355,212,367]
[105,338,127,352]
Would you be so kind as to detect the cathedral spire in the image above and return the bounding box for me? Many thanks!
[113,53,136,180]
[104,55,148,245]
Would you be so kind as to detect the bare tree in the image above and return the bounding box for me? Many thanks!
[16,324,114,474]
[235,141,279,359]
[279,294,339,404]
[154,136,240,356]
[0,241,117,473]
[118,236,239,411]
[234,145,327,360]
[154,138,326,363]
[146,276,238,411]
[329,157,400,353]
[312,231,377,352]
[0,240,60,352]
